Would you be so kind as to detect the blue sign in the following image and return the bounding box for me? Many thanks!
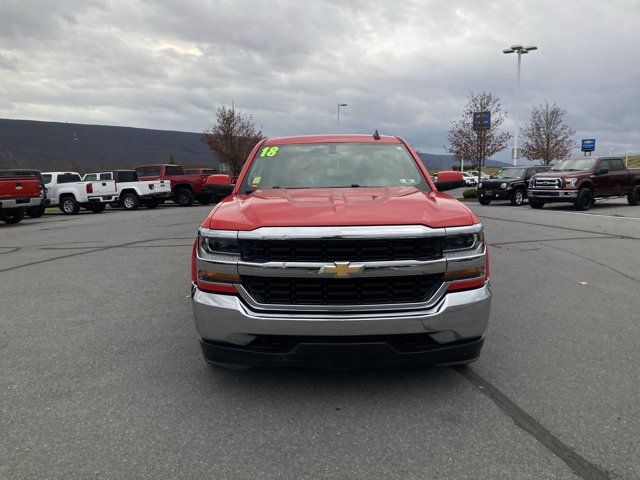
[473,111,491,131]
[581,139,596,152]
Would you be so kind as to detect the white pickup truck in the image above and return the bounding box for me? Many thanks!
[43,171,117,214]
[83,170,171,210]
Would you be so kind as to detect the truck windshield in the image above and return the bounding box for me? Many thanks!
[551,158,596,171]
[493,168,526,179]
[240,143,429,191]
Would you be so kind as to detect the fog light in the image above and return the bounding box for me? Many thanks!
[430,331,458,344]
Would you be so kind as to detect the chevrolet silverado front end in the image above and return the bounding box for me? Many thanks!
[191,135,491,368]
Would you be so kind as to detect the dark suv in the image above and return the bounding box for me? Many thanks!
[477,166,549,206]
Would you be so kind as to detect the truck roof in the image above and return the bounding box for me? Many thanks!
[263,134,402,146]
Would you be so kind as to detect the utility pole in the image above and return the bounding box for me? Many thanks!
[337,103,347,132]
[503,45,538,166]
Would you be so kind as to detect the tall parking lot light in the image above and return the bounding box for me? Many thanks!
[503,45,538,166]
[337,103,348,132]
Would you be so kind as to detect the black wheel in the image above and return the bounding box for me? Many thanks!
[175,188,194,207]
[574,188,594,211]
[1,210,25,224]
[510,189,525,206]
[87,203,106,213]
[27,206,45,218]
[121,192,140,210]
[145,199,160,209]
[478,197,491,205]
[529,198,545,209]
[59,196,80,215]
[628,184,640,206]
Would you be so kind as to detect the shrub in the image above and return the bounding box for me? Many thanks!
[463,188,477,199]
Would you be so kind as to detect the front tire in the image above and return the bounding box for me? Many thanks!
[27,206,45,218]
[628,184,640,206]
[59,196,80,215]
[478,197,491,205]
[529,198,545,209]
[574,188,594,211]
[1,210,25,224]
[510,189,525,206]
[175,188,194,207]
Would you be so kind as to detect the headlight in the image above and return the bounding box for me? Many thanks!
[445,229,484,251]
[500,183,507,189]
[478,182,483,188]
[564,178,577,188]
[198,228,240,259]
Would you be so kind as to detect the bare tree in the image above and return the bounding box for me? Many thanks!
[520,101,575,165]
[202,106,265,176]
[447,91,512,175]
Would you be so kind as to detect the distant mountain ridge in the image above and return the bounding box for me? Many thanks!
[0,118,220,171]
[0,118,512,173]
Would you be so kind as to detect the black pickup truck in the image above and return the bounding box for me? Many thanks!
[477,166,549,206]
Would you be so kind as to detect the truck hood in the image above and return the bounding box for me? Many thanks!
[532,171,590,179]
[204,187,477,230]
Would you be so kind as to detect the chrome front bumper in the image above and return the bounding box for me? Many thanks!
[528,189,578,199]
[191,281,491,347]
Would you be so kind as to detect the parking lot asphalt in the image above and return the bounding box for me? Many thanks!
[1,199,639,480]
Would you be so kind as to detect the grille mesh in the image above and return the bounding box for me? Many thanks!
[242,275,443,306]
[239,238,444,263]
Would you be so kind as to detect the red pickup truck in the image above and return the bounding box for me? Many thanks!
[135,164,213,206]
[0,170,45,224]
[190,134,490,369]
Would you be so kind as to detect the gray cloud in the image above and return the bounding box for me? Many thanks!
[1,0,638,160]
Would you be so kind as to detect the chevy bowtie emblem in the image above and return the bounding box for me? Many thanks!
[320,261,365,277]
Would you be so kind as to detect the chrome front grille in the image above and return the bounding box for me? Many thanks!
[238,237,445,263]
[533,178,561,189]
[242,274,443,306]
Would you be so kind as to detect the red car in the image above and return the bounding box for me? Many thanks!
[191,134,490,369]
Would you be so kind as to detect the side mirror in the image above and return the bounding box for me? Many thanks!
[433,171,465,192]
[206,174,234,197]
[597,167,609,175]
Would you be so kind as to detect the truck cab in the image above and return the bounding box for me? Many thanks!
[190,134,490,369]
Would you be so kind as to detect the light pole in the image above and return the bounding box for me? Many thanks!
[503,45,537,166]
[626,150,631,167]
[337,103,347,132]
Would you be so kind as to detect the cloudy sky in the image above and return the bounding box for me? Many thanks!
[1,0,638,160]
